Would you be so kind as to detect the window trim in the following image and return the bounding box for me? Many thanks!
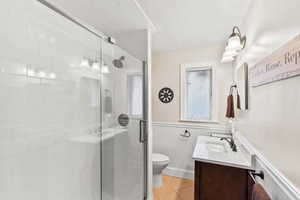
[180,63,218,123]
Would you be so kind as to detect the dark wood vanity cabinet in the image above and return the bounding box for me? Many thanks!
[194,161,250,200]
[247,172,255,200]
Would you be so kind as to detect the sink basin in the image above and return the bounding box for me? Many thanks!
[192,136,253,170]
[206,141,227,153]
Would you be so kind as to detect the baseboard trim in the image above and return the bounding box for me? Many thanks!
[163,167,194,180]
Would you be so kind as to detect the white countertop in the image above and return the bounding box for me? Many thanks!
[192,135,253,170]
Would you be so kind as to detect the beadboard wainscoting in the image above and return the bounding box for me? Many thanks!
[236,132,300,200]
[152,122,229,180]
[153,122,300,200]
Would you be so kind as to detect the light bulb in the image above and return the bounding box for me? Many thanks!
[223,50,238,57]
[49,73,56,79]
[101,65,110,74]
[39,71,46,78]
[80,59,90,68]
[92,62,100,71]
[221,56,234,63]
[227,35,242,51]
[28,69,35,77]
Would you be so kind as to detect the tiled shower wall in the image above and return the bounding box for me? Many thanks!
[0,0,102,199]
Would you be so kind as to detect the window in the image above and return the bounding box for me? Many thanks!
[181,65,213,122]
[127,73,143,116]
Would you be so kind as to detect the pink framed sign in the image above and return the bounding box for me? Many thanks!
[249,34,300,87]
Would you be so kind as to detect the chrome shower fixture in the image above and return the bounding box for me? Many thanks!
[113,56,125,68]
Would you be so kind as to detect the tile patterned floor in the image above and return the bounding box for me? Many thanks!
[153,175,194,200]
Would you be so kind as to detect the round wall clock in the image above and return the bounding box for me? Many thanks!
[158,87,174,103]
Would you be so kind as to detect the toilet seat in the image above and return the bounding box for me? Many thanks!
[153,153,169,164]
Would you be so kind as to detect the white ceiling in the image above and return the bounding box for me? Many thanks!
[45,0,153,59]
[45,0,251,53]
[137,0,251,52]
[46,0,153,37]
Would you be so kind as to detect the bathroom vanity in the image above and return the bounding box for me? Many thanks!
[193,136,253,200]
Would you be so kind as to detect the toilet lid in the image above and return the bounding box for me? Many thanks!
[152,153,169,163]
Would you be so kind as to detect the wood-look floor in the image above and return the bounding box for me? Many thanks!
[153,175,194,200]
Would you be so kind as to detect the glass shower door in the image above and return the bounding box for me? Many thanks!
[101,41,147,200]
[0,0,102,199]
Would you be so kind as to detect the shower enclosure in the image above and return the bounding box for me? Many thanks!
[101,39,148,200]
[0,0,149,200]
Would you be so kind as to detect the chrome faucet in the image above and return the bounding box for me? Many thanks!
[220,137,237,152]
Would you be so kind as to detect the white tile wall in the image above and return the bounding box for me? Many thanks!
[0,0,101,199]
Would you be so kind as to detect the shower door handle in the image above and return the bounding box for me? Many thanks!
[139,120,147,143]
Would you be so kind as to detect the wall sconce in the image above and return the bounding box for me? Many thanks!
[221,26,247,63]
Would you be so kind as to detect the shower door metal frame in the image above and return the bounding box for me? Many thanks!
[34,1,149,199]
[36,0,108,40]
[142,61,149,200]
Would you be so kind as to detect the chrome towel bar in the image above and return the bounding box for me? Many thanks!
[249,170,265,183]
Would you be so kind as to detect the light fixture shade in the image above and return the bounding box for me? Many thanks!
[226,43,243,52]
[221,52,234,63]
[221,56,234,63]
[223,49,238,57]
[227,35,242,50]
[221,26,246,63]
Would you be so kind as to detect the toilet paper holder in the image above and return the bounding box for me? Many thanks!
[180,129,191,138]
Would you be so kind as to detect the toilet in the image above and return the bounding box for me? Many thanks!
[152,153,170,188]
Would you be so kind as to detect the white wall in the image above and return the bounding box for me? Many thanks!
[235,0,300,190]
[152,45,233,124]
[0,0,102,199]
[151,45,233,179]
[153,123,228,179]
[152,1,300,193]
[113,30,148,61]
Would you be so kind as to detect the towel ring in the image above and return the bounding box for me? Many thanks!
[229,84,237,94]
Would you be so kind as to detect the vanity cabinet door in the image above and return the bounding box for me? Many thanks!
[194,161,248,200]
[247,173,255,200]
